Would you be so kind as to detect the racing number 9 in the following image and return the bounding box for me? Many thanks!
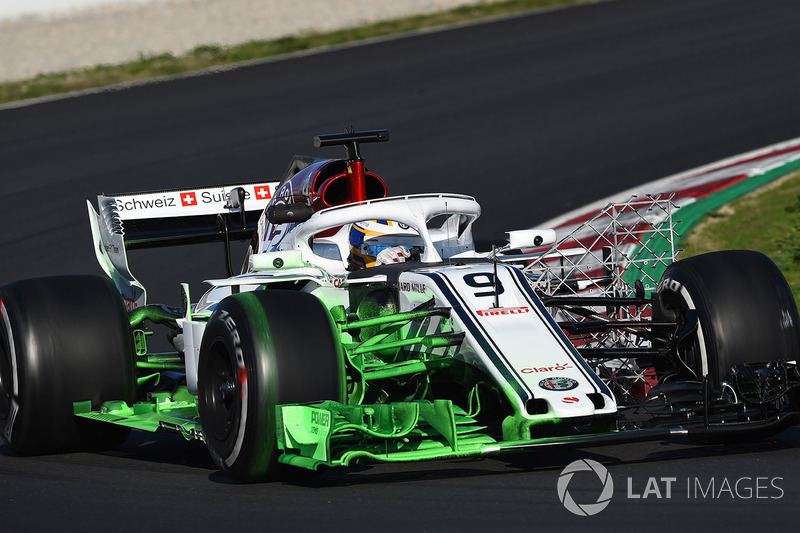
[463,273,504,298]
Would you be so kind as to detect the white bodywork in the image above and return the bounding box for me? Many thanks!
[189,194,615,419]
[91,188,617,420]
[365,263,616,419]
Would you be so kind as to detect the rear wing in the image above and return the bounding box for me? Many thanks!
[87,182,278,309]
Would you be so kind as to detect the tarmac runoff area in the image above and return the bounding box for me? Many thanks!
[0,0,502,82]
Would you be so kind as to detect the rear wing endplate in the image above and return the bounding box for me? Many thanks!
[87,182,278,308]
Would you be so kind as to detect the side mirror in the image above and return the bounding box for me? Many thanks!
[267,203,314,224]
[506,229,557,250]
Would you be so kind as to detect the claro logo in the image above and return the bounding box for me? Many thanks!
[521,363,573,373]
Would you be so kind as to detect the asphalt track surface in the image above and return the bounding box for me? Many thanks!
[2,0,800,530]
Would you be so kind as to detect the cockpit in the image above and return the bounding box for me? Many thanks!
[277,194,482,276]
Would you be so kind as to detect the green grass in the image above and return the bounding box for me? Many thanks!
[680,170,800,297]
[0,0,594,105]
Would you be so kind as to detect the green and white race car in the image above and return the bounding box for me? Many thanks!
[2,129,799,482]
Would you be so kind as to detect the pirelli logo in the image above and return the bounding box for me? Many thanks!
[476,306,530,317]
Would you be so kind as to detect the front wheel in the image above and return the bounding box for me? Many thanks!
[197,290,345,482]
[654,250,800,388]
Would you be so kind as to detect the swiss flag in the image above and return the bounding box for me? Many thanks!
[254,185,272,200]
[181,192,198,206]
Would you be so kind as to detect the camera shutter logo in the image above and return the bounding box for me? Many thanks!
[557,459,614,516]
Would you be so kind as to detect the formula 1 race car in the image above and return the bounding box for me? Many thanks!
[2,129,799,482]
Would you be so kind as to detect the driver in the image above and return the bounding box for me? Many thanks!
[347,220,420,270]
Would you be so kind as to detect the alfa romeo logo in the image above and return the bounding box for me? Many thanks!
[557,459,614,516]
[538,377,578,391]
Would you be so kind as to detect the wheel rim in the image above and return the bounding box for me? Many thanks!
[202,343,240,443]
[658,279,708,381]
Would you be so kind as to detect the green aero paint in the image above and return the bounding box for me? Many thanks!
[74,281,568,469]
[275,399,575,470]
[74,387,201,439]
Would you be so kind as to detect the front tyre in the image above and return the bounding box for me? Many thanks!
[654,250,800,388]
[197,290,345,482]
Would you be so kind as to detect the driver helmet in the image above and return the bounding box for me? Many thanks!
[348,220,421,270]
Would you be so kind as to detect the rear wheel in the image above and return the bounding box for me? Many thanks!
[0,276,135,454]
[197,290,345,482]
[654,250,800,388]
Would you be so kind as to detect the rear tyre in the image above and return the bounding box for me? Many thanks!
[197,290,345,482]
[0,276,135,454]
[654,250,800,388]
